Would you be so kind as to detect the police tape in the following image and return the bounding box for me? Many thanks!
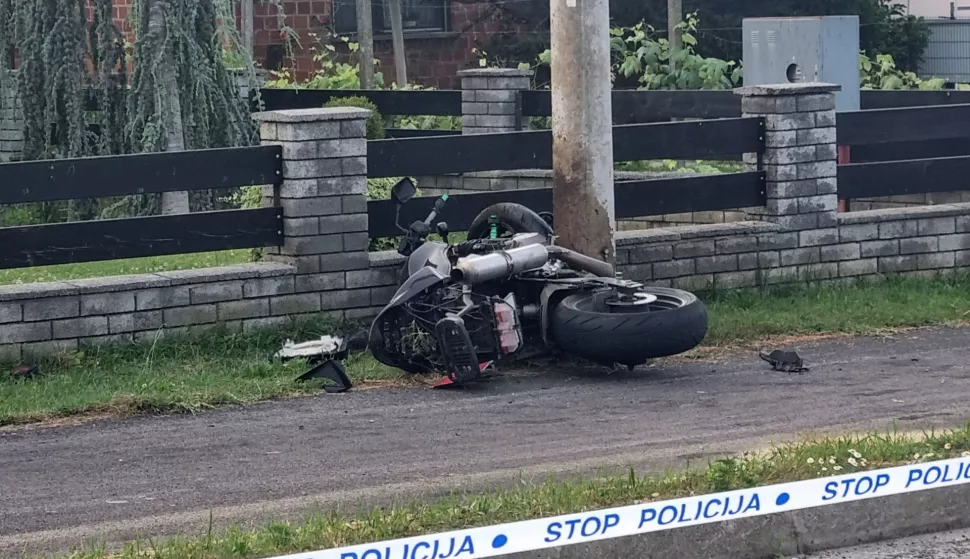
[268,455,970,559]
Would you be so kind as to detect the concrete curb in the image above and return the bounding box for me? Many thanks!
[504,483,970,559]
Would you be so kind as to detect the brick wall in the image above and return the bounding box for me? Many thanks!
[0,264,294,361]
[0,71,22,163]
[613,204,970,291]
[35,0,496,89]
[244,0,501,88]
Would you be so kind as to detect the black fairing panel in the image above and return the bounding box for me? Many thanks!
[407,241,452,277]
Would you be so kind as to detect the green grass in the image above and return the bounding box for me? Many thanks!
[0,250,253,286]
[0,318,402,427]
[702,274,970,345]
[3,274,970,427]
[57,423,970,559]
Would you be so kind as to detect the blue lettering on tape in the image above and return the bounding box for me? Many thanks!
[638,493,760,529]
[340,536,475,559]
[821,473,890,501]
[544,513,620,543]
[906,460,970,489]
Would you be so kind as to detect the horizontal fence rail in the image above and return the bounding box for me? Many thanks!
[520,89,970,122]
[857,89,970,109]
[837,103,970,146]
[521,90,742,122]
[366,172,765,237]
[367,118,763,178]
[253,88,462,116]
[0,146,282,205]
[0,208,283,270]
[385,128,462,139]
[837,155,970,199]
[848,139,970,163]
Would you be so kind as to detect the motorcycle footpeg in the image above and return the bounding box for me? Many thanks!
[434,316,481,384]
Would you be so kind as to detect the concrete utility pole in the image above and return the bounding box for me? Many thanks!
[550,0,616,266]
[387,0,408,86]
[356,0,375,89]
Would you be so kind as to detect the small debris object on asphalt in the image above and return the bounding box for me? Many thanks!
[758,349,809,374]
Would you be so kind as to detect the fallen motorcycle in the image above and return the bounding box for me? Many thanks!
[367,178,709,386]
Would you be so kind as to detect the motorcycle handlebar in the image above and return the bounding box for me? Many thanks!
[423,195,449,227]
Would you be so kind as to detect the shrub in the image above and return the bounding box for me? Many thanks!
[323,96,386,140]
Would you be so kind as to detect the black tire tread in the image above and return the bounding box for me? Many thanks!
[551,287,708,366]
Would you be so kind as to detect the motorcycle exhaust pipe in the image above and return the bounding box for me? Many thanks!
[451,244,549,284]
[546,246,615,278]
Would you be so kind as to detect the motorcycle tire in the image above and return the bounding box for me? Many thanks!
[550,287,708,367]
[467,203,554,240]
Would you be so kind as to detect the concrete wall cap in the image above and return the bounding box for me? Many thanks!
[734,82,842,96]
[457,68,532,78]
[253,107,371,123]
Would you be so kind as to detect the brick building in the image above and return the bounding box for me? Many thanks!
[105,0,509,88]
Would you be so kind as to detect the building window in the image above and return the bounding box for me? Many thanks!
[332,0,450,36]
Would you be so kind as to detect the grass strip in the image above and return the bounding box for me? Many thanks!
[64,423,970,559]
[0,318,401,427]
[3,275,970,427]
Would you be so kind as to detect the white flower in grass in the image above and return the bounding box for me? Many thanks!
[807,458,815,464]
[828,457,837,465]
[847,457,859,467]
[833,465,843,471]
[945,443,952,450]
[848,449,862,459]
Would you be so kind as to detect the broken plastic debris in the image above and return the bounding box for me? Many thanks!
[275,336,344,360]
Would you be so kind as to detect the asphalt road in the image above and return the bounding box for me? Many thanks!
[3,327,970,555]
[807,527,970,558]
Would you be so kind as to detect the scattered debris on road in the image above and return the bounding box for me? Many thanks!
[759,349,810,374]
[275,332,368,393]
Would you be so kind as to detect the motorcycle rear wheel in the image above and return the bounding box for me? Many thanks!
[550,287,708,367]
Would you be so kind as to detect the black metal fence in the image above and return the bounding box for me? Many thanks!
[365,96,970,234]
[260,87,970,162]
[836,103,970,199]
[365,117,767,237]
[0,146,283,269]
[7,88,970,269]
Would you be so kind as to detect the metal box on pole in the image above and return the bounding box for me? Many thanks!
[742,15,861,112]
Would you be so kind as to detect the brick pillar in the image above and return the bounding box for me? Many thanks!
[253,107,372,317]
[0,71,23,163]
[735,83,840,237]
[458,68,532,135]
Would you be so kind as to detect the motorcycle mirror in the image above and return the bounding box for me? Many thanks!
[391,177,416,205]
